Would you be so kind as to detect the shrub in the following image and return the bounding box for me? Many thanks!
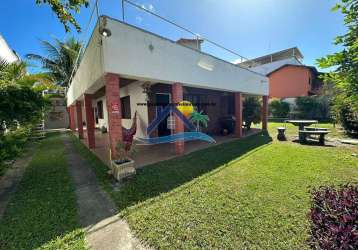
[334,97,358,135]
[269,99,290,118]
[308,184,358,249]
[0,126,32,175]
[243,96,261,129]
[295,96,331,121]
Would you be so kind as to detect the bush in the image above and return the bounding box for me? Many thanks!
[243,96,261,129]
[0,126,32,175]
[295,96,331,121]
[335,97,358,135]
[308,184,358,249]
[269,99,290,118]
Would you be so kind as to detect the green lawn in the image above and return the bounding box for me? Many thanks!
[254,121,346,140]
[0,133,86,250]
[71,127,358,249]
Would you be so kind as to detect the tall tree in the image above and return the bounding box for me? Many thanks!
[317,0,358,133]
[26,37,82,87]
[35,0,89,32]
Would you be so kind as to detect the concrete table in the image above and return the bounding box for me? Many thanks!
[286,120,318,141]
[286,120,318,131]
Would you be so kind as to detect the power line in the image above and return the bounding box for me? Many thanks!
[67,0,99,88]
[122,0,251,62]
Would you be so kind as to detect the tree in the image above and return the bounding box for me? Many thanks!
[242,96,261,130]
[35,0,89,32]
[190,110,209,131]
[317,0,358,133]
[26,37,82,87]
[295,96,331,121]
[0,60,47,135]
[269,99,290,118]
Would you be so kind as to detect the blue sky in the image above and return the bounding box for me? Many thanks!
[0,0,345,72]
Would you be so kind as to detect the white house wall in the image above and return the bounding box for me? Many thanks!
[92,82,149,138]
[67,23,104,106]
[0,35,19,63]
[120,81,149,138]
[93,95,108,129]
[102,17,269,95]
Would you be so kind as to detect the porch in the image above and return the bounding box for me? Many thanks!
[77,128,262,168]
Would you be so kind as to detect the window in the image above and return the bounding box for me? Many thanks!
[97,101,104,119]
[121,96,131,119]
[184,94,207,113]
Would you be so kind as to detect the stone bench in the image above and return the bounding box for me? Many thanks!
[277,127,286,141]
[299,130,330,145]
[304,127,329,132]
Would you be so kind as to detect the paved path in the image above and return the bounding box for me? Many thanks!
[0,147,35,218]
[62,134,147,250]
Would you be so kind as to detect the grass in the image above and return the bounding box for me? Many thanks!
[70,125,358,249]
[0,133,86,250]
[254,122,346,139]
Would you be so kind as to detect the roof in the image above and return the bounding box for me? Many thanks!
[239,47,303,68]
[266,64,318,76]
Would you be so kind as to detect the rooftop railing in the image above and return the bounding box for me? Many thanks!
[69,0,258,87]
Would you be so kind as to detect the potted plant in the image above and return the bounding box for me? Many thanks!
[111,141,137,181]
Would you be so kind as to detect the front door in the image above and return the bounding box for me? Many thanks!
[156,93,171,136]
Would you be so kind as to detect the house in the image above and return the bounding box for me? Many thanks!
[238,47,323,98]
[66,16,269,163]
[0,34,20,63]
[43,89,69,129]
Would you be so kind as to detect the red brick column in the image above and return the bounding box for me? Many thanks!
[262,95,269,131]
[69,105,76,132]
[76,100,84,139]
[84,94,95,148]
[105,73,122,160]
[235,92,243,138]
[172,83,184,155]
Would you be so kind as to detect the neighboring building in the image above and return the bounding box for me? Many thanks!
[238,47,323,98]
[43,89,69,129]
[0,34,20,63]
[67,16,269,162]
[176,38,204,51]
[266,64,323,98]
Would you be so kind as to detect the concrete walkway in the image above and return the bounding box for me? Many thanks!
[62,134,147,250]
[0,147,35,218]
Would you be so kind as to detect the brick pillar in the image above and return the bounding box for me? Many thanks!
[84,94,95,148]
[69,105,76,132]
[76,100,84,139]
[172,83,184,155]
[105,73,122,160]
[235,92,243,138]
[262,95,269,131]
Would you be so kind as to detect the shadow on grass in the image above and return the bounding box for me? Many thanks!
[71,132,272,212]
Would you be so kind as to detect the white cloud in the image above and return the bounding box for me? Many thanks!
[135,16,143,23]
[138,2,156,13]
[231,58,247,64]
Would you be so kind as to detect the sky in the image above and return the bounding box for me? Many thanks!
[0,0,345,73]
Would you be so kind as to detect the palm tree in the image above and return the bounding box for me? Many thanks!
[190,110,210,132]
[0,59,27,84]
[26,37,81,87]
